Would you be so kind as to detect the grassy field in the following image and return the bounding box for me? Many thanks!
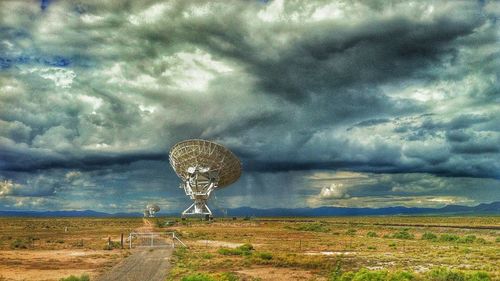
[0,216,498,281]
[165,216,500,281]
[0,217,144,281]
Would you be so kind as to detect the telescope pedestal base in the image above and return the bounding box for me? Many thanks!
[181,201,212,217]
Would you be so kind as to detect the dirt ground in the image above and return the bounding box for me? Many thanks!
[0,249,124,281]
[237,267,323,281]
[0,217,167,281]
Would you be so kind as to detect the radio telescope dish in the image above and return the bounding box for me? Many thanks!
[169,139,241,217]
[144,204,160,217]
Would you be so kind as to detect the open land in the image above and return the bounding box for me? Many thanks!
[0,216,498,281]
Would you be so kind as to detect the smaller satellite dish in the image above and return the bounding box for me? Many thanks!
[144,204,160,217]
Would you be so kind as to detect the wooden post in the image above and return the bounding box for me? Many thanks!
[121,233,124,249]
[129,233,132,249]
[108,236,111,247]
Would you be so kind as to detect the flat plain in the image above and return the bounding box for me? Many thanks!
[0,216,498,281]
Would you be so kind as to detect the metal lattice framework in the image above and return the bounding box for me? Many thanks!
[169,139,241,217]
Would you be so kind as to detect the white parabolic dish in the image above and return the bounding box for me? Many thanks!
[169,139,241,216]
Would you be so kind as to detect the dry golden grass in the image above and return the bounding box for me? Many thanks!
[0,216,498,281]
[166,216,500,280]
[0,217,144,281]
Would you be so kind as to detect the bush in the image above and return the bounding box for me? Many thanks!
[239,243,254,252]
[103,241,121,250]
[496,237,500,243]
[475,238,487,244]
[459,235,476,244]
[330,268,490,281]
[59,274,90,281]
[10,238,28,249]
[181,273,216,281]
[346,229,357,236]
[330,269,416,281]
[218,244,254,256]
[426,267,465,281]
[422,232,437,240]
[391,230,414,240]
[218,272,239,281]
[426,268,491,281]
[256,252,273,260]
[439,234,460,242]
[367,231,378,237]
[201,253,213,259]
[295,223,330,232]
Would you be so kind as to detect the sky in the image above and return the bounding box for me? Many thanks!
[0,0,499,213]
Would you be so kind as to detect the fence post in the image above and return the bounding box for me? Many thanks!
[172,232,175,248]
[121,233,124,249]
[129,233,132,249]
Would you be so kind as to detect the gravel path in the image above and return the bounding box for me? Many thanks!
[96,219,173,281]
[95,247,173,281]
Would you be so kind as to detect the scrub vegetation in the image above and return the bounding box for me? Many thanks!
[166,216,499,281]
[0,216,498,281]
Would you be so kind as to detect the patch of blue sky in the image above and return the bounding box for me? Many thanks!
[40,0,51,11]
[0,55,71,69]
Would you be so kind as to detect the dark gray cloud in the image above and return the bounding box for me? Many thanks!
[0,0,499,211]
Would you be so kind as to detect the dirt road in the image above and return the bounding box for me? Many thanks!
[95,247,172,281]
[96,219,173,281]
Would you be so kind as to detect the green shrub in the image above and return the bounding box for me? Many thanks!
[295,223,330,232]
[330,268,489,281]
[458,235,476,244]
[475,238,487,244]
[421,232,437,240]
[218,244,254,256]
[495,237,500,243]
[256,252,273,260]
[10,238,28,249]
[201,253,213,259]
[218,272,239,281]
[346,229,357,236]
[426,267,465,281]
[239,243,254,252]
[465,271,491,281]
[392,230,414,240]
[367,231,378,237]
[103,241,121,250]
[439,234,460,242]
[181,273,216,281]
[367,246,377,250]
[59,274,90,281]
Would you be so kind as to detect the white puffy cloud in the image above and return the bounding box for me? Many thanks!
[320,183,350,199]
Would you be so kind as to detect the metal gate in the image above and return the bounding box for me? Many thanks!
[128,232,186,249]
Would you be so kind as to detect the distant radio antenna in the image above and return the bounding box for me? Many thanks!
[144,204,160,217]
[169,139,241,218]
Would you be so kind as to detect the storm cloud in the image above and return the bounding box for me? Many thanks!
[0,0,498,212]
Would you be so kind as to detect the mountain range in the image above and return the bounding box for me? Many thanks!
[0,202,498,217]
